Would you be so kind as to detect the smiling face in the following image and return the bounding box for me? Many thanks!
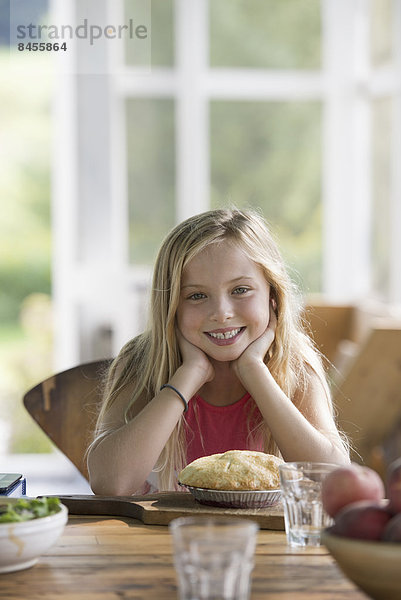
[176,240,271,363]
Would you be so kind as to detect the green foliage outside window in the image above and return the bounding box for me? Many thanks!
[0,49,53,453]
[210,101,322,293]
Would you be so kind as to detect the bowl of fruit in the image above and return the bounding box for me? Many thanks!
[321,458,401,600]
[0,496,68,574]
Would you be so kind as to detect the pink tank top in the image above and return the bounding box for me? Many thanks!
[184,392,265,464]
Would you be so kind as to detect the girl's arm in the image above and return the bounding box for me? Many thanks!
[87,340,214,496]
[238,361,349,464]
[88,366,204,495]
[233,313,350,465]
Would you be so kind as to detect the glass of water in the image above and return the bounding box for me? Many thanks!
[279,462,338,548]
[169,516,258,600]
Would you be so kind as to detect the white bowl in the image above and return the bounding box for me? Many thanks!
[322,528,401,600]
[0,498,68,573]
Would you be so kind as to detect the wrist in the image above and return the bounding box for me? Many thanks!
[160,384,188,412]
[168,365,204,401]
[235,357,267,383]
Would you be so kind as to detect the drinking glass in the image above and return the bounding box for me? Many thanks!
[279,462,338,547]
[169,516,258,600]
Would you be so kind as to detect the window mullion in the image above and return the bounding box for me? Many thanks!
[389,0,401,302]
[322,0,372,302]
[175,0,209,222]
[51,0,80,369]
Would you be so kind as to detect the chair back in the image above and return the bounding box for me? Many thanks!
[304,303,401,474]
[23,360,111,480]
[332,326,401,466]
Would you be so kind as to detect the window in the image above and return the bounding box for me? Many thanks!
[52,0,401,370]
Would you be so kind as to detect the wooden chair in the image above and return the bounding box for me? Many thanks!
[304,302,401,475]
[23,359,111,481]
[303,303,355,365]
[332,325,401,474]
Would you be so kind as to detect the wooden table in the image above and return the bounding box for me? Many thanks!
[0,513,368,600]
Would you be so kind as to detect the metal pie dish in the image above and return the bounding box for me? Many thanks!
[179,483,281,508]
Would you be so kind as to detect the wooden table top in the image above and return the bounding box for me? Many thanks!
[0,514,367,600]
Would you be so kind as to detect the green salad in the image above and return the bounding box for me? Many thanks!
[0,497,62,523]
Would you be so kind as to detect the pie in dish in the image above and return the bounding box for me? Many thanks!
[178,450,284,491]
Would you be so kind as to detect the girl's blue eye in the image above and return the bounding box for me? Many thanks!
[188,292,206,300]
[233,287,249,295]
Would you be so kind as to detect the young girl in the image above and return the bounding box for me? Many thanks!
[87,207,349,495]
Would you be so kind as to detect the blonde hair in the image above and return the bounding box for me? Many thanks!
[90,207,340,490]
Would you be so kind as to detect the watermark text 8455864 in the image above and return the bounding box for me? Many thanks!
[18,42,68,52]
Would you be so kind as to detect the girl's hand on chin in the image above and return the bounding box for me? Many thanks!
[176,329,214,383]
[232,305,277,375]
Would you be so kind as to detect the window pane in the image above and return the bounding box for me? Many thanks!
[210,0,321,69]
[125,0,174,67]
[210,101,322,293]
[370,0,394,68]
[126,98,176,264]
[371,98,392,299]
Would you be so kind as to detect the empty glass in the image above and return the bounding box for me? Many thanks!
[169,516,259,600]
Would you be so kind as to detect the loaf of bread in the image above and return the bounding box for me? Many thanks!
[178,450,284,491]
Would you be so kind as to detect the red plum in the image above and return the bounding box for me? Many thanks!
[322,463,385,518]
[387,457,401,514]
[331,501,392,540]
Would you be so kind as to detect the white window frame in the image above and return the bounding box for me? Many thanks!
[52,0,401,370]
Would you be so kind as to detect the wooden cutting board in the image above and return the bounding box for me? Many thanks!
[58,492,285,530]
